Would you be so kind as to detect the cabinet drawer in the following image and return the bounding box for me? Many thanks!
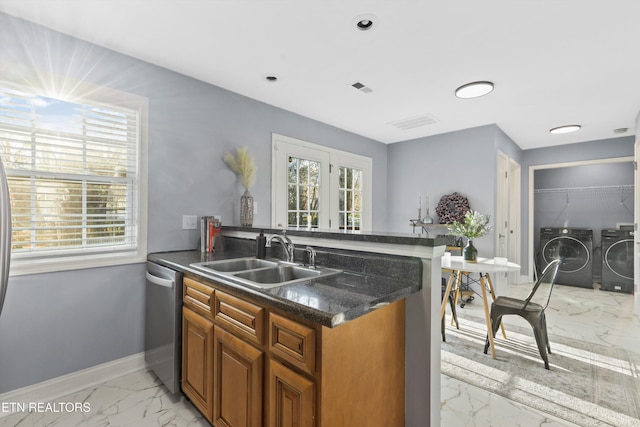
[184,277,214,319]
[269,312,316,376]
[213,290,265,346]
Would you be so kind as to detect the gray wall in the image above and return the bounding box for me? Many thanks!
[521,136,635,275]
[0,264,145,393]
[0,13,388,393]
[387,124,520,258]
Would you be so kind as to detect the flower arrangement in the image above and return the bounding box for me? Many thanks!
[223,147,256,190]
[448,210,492,239]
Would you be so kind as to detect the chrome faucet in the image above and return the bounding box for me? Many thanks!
[305,246,316,269]
[266,232,295,263]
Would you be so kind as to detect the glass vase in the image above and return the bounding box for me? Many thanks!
[463,239,478,262]
[240,189,254,227]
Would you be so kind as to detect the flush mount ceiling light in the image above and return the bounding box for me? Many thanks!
[455,81,494,99]
[549,125,581,134]
[353,14,378,32]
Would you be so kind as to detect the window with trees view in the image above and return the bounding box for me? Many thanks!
[0,84,146,274]
[288,156,320,228]
[272,134,371,231]
[338,166,362,230]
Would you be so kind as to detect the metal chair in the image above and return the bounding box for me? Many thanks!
[483,258,561,369]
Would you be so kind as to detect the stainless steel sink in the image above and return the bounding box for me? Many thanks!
[189,257,342,289]
[235,265,322,283]
[191,257,278,273]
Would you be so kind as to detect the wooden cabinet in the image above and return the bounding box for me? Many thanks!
[268,359,314,427]
[182,274,405,427]
[182,306,214,421]
[213,325,263,427]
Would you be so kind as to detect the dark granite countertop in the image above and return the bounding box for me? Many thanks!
[148,249,421,328]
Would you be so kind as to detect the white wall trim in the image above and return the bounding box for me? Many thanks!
[0,352,146,418]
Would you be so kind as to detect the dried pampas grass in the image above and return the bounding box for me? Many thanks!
[223,147,256,189]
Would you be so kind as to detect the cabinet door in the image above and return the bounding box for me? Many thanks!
[213,325,264,427]
[268,359,315,427]
[182,306,214,421]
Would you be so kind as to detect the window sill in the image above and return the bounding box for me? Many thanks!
[9,250,147,276]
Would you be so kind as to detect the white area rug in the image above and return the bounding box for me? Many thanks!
[441,315,640,427]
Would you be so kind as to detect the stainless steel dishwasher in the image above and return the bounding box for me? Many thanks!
[145,261,183,394]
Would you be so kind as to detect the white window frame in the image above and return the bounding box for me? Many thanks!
[271,133,372,231]
[1,76,148,276]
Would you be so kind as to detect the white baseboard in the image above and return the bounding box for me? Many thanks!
[0,352,146,418]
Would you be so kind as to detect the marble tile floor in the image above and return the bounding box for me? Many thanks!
[0,370,208,427]
[441,281,640,426]
[0,283,636,427]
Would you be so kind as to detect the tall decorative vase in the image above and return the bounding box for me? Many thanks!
[240,189,254,227]
[463,239,478,262]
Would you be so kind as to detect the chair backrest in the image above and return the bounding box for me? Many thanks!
[522,258,561,310]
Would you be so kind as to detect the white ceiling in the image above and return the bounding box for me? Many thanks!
[2,0,640,149]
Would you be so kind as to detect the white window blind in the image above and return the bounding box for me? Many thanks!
[0,85,141,262]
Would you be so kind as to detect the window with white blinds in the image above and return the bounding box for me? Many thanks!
[0,84,147,274]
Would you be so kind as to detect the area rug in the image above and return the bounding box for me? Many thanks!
[441,315,640,427]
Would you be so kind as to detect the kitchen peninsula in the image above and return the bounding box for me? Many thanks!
[149,226,445,427]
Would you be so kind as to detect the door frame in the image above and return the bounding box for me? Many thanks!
[527,156,634,283]
[634,137,640,316]
[508,158,522,272]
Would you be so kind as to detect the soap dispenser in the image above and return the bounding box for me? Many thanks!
[256,230,267,259]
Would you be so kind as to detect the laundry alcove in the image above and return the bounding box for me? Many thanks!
[533,161,634,286]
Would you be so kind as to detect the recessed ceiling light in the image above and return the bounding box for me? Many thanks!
[357,19,373,30]
[455,81,494,99]
[549,125,581,134]
[353,14,378,32]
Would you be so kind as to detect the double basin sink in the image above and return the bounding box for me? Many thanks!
[189,257,343,289]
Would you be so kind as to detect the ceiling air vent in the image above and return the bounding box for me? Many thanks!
[387,113,439,130]
[351,82,373,93]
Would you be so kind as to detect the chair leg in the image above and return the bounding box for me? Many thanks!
[541,315,551,354]
[484,313,502,354]
[531,324,550,370]
[449,294,459,329]
[441,310,446,342]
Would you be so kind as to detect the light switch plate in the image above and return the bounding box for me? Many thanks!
[182,215,198,230]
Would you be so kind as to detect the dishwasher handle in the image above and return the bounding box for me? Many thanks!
[146,271,175,289]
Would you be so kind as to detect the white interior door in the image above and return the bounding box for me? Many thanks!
[497,152,522,289]
[634,137,640,316]
[508,158,522,271]
[495,152,509,294]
